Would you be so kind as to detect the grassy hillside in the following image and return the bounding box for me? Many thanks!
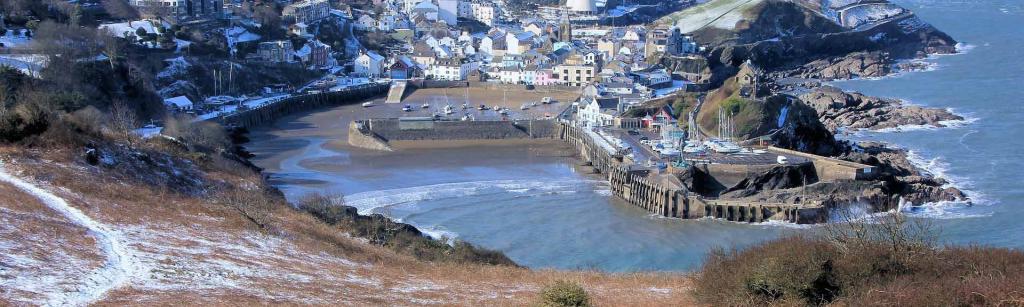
[694,215,1024,306]
[0,123,695,305]
[696,76,769,140]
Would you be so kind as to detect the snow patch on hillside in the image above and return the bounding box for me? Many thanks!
[0,163,138,306]
[669,0,764,33]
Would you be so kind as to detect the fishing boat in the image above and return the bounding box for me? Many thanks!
[462,103,469,110]
[520,103,529,110]
[499,108,508,115]
[541,97,554,104]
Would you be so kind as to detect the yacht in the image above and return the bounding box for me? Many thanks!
[478,104,487,110]
[421,102,430,109]
[683,140,705,153]
[520,103,530,110]
[444,104,454,115]
[361,101,373,107]
[705,139,742,153]
[402,104,412,112]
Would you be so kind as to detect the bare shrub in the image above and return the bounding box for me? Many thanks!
[215,189,280,230]
[694,210,1024,306]
[67,106,105,136]
[537,280,591,307]
[109,99,139,147]
[161,115,230,153]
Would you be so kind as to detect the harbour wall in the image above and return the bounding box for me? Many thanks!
[557,123,825,223]
[348,118,825,223]
[216,83,388,129]
[354,118,558,145]
[766,146,877,181]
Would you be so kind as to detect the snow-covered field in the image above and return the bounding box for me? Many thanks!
[665,0,765,33]
[0,162,136,306]
[99,20,169,38]
[839,3,906,28]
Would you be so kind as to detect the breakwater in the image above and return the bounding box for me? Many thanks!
[217,83,388,129]
[350,118,557,148]
[350,118,825,223]
[557,124,825,224]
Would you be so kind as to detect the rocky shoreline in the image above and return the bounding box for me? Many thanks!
[797,85,964,133]
[766,50,973,209]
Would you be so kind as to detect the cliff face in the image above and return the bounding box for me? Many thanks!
[681,0,956,76]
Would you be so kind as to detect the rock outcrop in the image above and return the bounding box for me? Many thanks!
[796,86,963,132]
[837,142,967,205]
[720,163,819,198]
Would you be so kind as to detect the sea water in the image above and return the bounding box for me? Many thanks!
[247,0,1023,271]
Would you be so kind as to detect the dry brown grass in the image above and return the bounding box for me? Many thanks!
[694,228,1024,306]
[0,145,697,306]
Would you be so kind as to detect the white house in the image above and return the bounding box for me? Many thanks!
[505,31,534,55]
[355,15,376,31]
[164,96,194,111]
[478,36,493,56]
[498,67,522,84]
[470,2,497,26]
[354,51,385,77]
[428,57,474,80]
[576,97,619,127]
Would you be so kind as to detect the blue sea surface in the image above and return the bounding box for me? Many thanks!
[247,0,1024,272]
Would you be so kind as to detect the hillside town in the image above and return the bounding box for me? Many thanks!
[0,0,702,123]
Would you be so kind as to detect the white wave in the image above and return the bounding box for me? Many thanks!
[754,219,813,229]
[954,42,976,54]
[902,149,994,216]
[858,107,978,133]
[344,179,604,215]
[418,225,459,245]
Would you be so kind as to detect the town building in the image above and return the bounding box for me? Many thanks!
[576,97,620,127]
[283,0,330,24]
[390,56,417,79]
[427,57,474,80]
[555,54,598,87]
[296,40,331,67]
[163,96,194,112]
[257,40,295,63]
[355,50,386,77]
[470,2,498,26]
[131,0,222,22]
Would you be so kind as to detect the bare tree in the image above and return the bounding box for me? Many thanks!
[109,99,139,147]
[100,33,124,71]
